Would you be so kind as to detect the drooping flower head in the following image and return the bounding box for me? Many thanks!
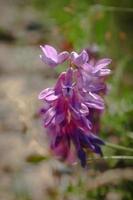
[39,44,111,167]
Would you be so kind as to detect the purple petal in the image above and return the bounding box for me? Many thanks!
[54,72,66,94]
[93,145,103,156]
[65,68,73,86]
[40,54,58,67]
[70,51,78,60]
[88,133,105,145]
[41,45,58,62]
[58,51,69,63]
[69,105,80,120]
[44,107,56,127]
[82,63,93,73]
[78,131,95,150]
[81,117,92,130]
[99,69,111,76]
[85,92,104,109]
[93,58,112,73]
[86,102,104,110]
[62,86,73,97]
[38,88,54,100]
[77,149,86,167]
[71,50,88,66]
[54,135,63,148]
[55,113,65,124]
[89,92,103,101]
[40,45,59,67]
[80,103,89,115]
[45,93,58,102]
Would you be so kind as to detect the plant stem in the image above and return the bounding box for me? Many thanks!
[105,142,133,153]
[90,155,133,161]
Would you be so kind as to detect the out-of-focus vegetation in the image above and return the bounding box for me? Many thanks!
[0,0,133,200]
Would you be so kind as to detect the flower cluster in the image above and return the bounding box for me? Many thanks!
[39,45,111,167]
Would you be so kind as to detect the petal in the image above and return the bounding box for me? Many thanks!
[62,86,73,97]
[54,72,66,94]
[85,92,104,110]
[52,136,70,159]
[44,107,56,127]
[86,102,104,110]
[78,131,95,150]
[81,117,92,130]
[65,68,73,86]
[58,51,69,63]
[69,105,80,120]
[45,93,58,102]
[77,149,86,167]
[40,45,58,62]
[80,103,89,115]
[93,144,103,156]
[71,51,79,60]
[40,54,58,67]
[55,113,65,124]
[72,50,89,66]
[99,69,111,76]
[82,63,93,73]
[38,88,54,100]
[89,92,103,101]
[88,133,105,145]
[54,135,63,148]
[93,58,112,73]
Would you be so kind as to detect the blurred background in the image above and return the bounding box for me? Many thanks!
[0,0,133,199]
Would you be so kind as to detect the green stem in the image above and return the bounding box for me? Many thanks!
[89,156,133,161]
[103,156,133,160]
[105,142,133,153]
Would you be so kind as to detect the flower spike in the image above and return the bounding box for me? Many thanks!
[38,44,111,167]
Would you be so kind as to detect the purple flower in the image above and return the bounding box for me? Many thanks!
[39,68,104,167]
[76,59,111,91]
[40,45,69,67]
[38,44,111,167]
